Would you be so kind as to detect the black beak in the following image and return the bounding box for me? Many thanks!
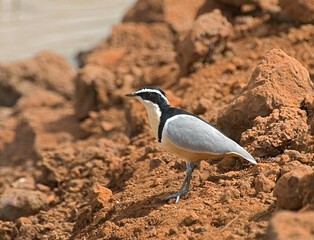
[125,92,136,97]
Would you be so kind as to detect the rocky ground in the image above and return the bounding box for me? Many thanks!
[0,0,313,239]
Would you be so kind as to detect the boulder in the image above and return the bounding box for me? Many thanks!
[0,106,83,166]
[217,49,313,142]
[0,52,75,106]
[0,108,16,152]
[90,186,113,211]
[182,212,199,226]
[176,9,233,76]
[80,22,178,95]
[0,119,37,165]
[0,188,48,221]
[123,0,211,34]
[299,172,314,207]
[265,211,314,240]
[279,0,314,24]
[273,166,313,210]
[303,93,314,135]
[81,48,126,71]
[15,89,65,112]
[254,174,275,193]
[241,107,309,157]
[74,65,115,120]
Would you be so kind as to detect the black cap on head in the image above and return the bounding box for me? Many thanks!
[137,86,166,97]
[125,86,169,106]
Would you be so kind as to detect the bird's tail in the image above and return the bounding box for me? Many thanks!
[234,145,257,164]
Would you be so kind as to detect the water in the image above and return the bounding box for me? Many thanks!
[0,0,135,65]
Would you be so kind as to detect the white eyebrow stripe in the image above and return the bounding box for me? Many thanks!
[135,88,170,104]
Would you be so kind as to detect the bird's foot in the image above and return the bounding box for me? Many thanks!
[165,189,189,204]
[165,192,182,204]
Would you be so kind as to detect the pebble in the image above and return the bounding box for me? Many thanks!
[273,166,312,209]
[0,188,48,221]
[183,212,199,226]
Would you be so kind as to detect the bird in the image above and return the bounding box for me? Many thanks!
[125,86,257,203]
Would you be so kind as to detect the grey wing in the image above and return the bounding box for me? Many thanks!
[163,115,256,164]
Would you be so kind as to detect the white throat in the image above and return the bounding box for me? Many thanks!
[137,97,161,139]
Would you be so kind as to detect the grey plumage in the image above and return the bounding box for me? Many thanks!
[163,115,256,164]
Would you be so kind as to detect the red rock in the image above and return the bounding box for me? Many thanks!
[177,9,233,75]
[299,172,314,207]
[280,150,313,165]
[16,217,32,228]
[0,188,48,221]
[83,48,126,71]
[254,174,275,193]
[74,64,115,120]
[265,211,314,240]
[123,0,209,34]
[0,104,82,166]
[183,212,199,226]
[220,188,241,203]
[0,65,26,106]
[87,22,174,57]
[217,157,236,172]
[90,186,113,210]
[279,0,314,24]
[252,163,280,177]
[0,110,16,152]
[303,93,314,135]
[241,107,309,157]
[273,166,312,210]
[16,51,75,98]
[279,161,304,176]
[0,52,75,106]
[78,23,178,119]
[119,22,174,49]
[217,49,313,142]
[36,183,51,192]
[15,89,65,112]
[0,119,37,165]
[168,227,179,235]
[152,178,163,186]
[149,158,163,171]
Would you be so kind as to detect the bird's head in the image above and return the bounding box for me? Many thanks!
[125,87,170,109]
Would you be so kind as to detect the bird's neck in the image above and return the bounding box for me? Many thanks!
[141,100,168,139]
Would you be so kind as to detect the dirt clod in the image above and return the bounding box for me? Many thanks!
[273,166,313,210]
[217,48,313,142]
[0,188,49,221]
[265,211,314,240]
[90,185,112,210]
[177,9,233,76]
[254,174,275,194]
[183,212,199,226]
[279,0,314,24]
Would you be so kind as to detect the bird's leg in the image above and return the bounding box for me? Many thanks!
[165,162,195,203]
